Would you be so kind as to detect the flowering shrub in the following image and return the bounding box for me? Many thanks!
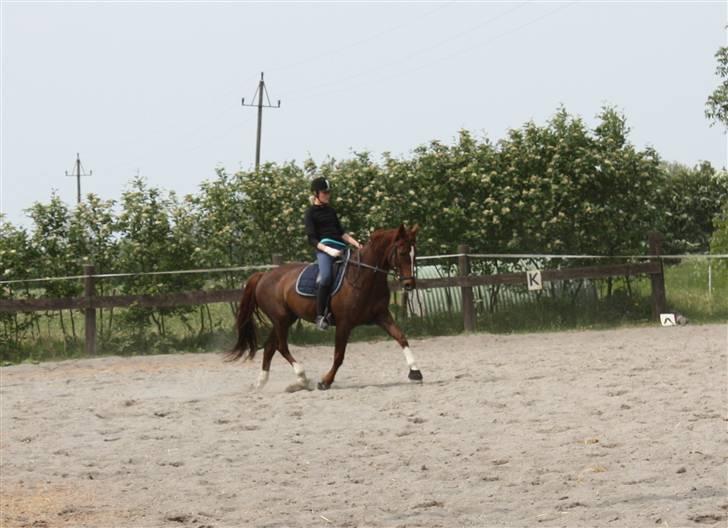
[1,107,726,349]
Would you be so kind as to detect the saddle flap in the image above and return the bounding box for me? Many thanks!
[295,250,350,298]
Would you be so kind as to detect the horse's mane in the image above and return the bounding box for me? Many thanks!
[365,227,400,253]
[369,227,397,240]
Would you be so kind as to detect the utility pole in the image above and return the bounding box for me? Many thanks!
[65,153,92,204]
[242,72,280,170]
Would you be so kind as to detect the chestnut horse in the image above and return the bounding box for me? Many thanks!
[225,224,422,391]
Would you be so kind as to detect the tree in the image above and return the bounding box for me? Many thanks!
[26,193,80,342]
[116,177,199,341]
[68,194,119,274]
[192,168,251,284]
[0,215,31,286]
[711,201,728,255]
[706,46,728,128]
[0,216,35,355]
[236,162,310,263]
[68,194,120,343]
[710,200,728,277]
[659,162,728,254]
[492,107,662,258]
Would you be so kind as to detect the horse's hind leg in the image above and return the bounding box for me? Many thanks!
[276,319,311,391]
[256,330,277,390]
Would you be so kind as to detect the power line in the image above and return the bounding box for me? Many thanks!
[288,2,528,102]
[290,2,575,104]
[264,1,456,75]
[109,4,453,172]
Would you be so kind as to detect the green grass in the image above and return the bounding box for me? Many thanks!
[2,258,725,364]
[662,260,728,321]
[476,292,653,334]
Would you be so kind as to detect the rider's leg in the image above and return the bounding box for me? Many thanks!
[315,251,334,330]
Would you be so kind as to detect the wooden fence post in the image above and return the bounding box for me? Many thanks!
[272,254,283,266]
[648,232,667,321]
[83,263,96,356]
[458,244,475,332]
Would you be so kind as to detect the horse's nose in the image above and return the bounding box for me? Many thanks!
[404,282,415,292]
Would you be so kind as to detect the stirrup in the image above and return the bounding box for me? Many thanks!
[315,315,329,331]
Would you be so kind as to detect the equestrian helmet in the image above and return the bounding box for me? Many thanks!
[310,177,331,193]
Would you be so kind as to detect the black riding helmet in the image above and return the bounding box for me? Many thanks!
[311,177,331,193]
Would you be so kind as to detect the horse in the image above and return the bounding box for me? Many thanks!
[225,224,422,391]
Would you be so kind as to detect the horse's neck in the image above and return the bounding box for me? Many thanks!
[360,237,390,271]
[343,238,388,291]
[334,236,391,306]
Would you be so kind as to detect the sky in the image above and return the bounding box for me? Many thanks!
[1,1,726,228]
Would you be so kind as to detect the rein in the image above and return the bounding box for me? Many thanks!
[344,242,416,288]
[345,249,391,289]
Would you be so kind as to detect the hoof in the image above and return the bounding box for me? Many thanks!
[317,381,331,391]
[408,369,423,382]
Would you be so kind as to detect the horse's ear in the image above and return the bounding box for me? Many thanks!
[396,224,406,240]
[411,224,420,237]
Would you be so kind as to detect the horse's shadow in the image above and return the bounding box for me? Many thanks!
[281,379,424,393]
[316,374,500,391]
[335,379,437,391]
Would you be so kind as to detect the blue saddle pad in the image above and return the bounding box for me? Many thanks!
[295,250,350,297]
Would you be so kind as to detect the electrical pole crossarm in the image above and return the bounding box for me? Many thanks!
[64,153,92,204]
[241,72,281,170]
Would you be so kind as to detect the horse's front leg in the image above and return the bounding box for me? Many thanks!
[318,324,351,390]
[376,311,423,382]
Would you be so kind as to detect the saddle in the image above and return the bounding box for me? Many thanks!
[294,249,350,298]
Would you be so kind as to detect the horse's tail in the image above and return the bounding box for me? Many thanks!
[226,272,263,362]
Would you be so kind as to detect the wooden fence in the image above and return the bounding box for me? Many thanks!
[0,233,667,355]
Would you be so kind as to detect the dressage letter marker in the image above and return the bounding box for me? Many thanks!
[660,313,676,326]
[527,270,543,291]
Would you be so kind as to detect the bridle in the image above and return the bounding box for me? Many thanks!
[345,240,417,288]
[379,238,417,283]
[392,242,417,283]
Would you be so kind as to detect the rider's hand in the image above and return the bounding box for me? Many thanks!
[324,247,342,258]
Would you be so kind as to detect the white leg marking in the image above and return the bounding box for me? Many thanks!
[285,361,310,392]
[293,361,305,376]
[256,370,269,389]
[402,346,419,371]
[293,362,308,384]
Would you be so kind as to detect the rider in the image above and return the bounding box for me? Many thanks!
[304,177,362,330]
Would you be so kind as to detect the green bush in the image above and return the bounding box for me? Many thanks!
[2,106,726,362]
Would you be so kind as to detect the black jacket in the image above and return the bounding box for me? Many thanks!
[304,204,345,248]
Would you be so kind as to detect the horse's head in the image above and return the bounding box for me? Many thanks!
[386,224,419,291]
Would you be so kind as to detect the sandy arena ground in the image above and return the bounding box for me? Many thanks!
[1,324,726,528]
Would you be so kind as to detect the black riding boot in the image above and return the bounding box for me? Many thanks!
[315,284,332,330]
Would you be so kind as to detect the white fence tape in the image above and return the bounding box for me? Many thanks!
[1,253,725,286]
[0,264,277,286]
[418,253,728,261]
